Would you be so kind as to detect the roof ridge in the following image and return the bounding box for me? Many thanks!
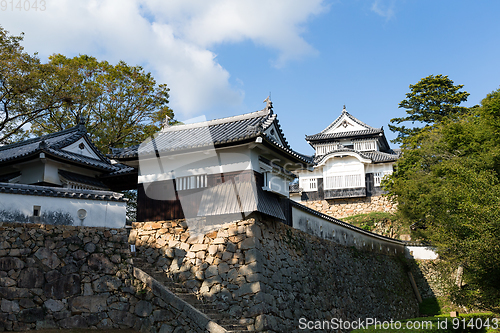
[306,128,383,141]
[160,108,271,133]
[0,125,81,152]
[308,107,377,136]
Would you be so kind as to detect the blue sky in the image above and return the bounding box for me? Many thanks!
[2,0,500,154]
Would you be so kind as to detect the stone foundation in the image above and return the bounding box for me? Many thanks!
[131,217,419,332]
[300,195,396,219]
[0,222,222,332]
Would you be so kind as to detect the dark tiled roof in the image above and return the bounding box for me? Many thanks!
[46,148,118,171]
[305,128,383,141]
[58,170,108,189]
[0,124,124,172]
[197,181,286,220]
[109,107,312,165]
[101,164,137,177]
[0,126,83,163]
[314,148,399,165]
[0,172,21,182]
[289,183,300,193]
[0,182,127,202]
[308,108,379,138]
[363,151,400,163]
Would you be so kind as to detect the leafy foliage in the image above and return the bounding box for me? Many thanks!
[389,75,469,145]
[0,27,68,144]
[29,54,175,152]
[385,87,500,311]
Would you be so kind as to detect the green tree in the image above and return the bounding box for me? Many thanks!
[385,88,500,310]
[0,27,68,144]
[389,74,469,145]
[30,54,175,152]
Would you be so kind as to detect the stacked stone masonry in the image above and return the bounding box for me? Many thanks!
[131,217,419,332]
[0,222,222,332]
[301,195,396,219]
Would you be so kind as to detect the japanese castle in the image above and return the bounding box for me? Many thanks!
[292,106,399,201]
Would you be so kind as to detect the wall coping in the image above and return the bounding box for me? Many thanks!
[291,200,404,246]
[133,267,227,333]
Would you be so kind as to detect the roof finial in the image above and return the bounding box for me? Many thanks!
[162,114,171,129]
[263,95,273,114]
[342,105,347,113]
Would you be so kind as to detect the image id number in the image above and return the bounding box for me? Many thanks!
[1,0,46,11]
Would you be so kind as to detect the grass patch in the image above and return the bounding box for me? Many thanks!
[343,212,407,234]
[420,298,442,316]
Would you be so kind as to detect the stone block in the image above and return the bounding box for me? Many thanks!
[34,247,60,269]
[108,310,136,328]
[245,248,264,264]
[235,282,263,297]
[70,295,108,313]
[229,234,246,243]
[204,265,219,278]
[17,307,45,323]
[221,251,233,261]
[213,238,226,245]
[36,319,58,330]
[134,300,153,317]
[226,241,236,253]
[17,267,44,288]
[0,276,16,287]
[255,314,278,332]
[92,275,122,292]
[159,323,174,333]
[218,262,230,275]
[43,274,81,299]
[58,315,87,329]
[84,242,96,253]
[44,299,65,312]
[207,245,218,255]
[238,261,263,275]
[19,298,35,309]
[87,253,115,274]
[1,299,19,313]
[0,286,30,299]
[0,257,24,271]
[239,237,256,250]
[190,244,208,252]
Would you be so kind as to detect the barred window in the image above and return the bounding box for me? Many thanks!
[176,175,208,191]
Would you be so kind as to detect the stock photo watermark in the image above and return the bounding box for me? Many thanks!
[1,0,46,11]
[298,317,499,331]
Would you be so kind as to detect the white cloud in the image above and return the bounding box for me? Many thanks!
[0,0,327,117]
[371,0,396,20]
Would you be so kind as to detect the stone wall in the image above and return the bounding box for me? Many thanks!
[300,195,396,219]
[131,217,419,332]
[0,221,224,332]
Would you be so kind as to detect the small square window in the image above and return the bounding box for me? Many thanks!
[33,205,41,217]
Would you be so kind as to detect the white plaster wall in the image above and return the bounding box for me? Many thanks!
[43,161,61,185]
[138,146,254,183]
[324,156,364,175]
[0,193,126,228]
[264,172,289,197]
[62,138,101,159]
[365,163,394,174]
[292,205,405,255]
[405,246,439,260]
[18,161,44,184]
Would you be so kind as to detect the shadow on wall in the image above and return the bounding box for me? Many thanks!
[0,209,74,225]
[129,216,421,332]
